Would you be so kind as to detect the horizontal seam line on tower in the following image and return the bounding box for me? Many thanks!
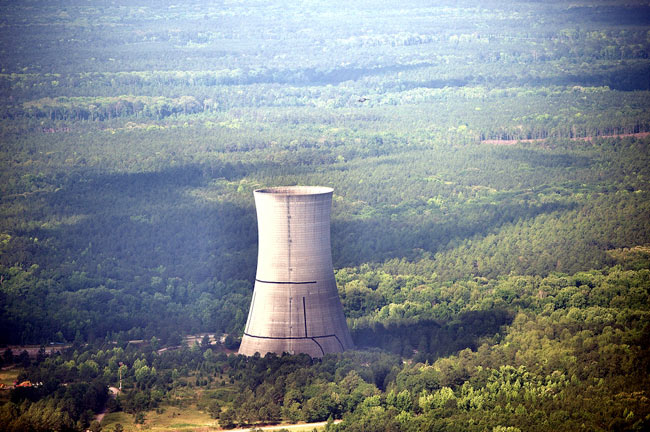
[244,332,339,340]
[255,279,317,285]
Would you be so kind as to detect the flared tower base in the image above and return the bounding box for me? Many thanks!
[238,186,354,358]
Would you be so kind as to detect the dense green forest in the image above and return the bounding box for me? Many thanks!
[1,0,650,430]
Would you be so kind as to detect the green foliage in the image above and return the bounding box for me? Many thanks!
[207,400,221,419]
[2,264,649,430]
[1,0,650,431]
[3,0,650,346]
[133,412,145,424]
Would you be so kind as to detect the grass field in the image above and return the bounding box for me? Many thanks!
[0,368,329,432]
[100,406,328,432]
[99,374,331,432]
[0,368,21,405]
[0,368,20,387]
[102,405,217,431]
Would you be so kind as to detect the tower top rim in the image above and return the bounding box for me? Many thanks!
[255,186,333,196]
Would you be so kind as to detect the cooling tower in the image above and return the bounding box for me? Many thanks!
[239,186,354,357]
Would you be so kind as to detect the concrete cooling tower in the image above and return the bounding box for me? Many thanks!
[238,186,354,357]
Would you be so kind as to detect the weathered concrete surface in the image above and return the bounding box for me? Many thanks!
[239,186,354,357]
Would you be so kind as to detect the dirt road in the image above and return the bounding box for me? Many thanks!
[95,386,120,423]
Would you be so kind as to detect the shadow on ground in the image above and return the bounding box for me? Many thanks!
[351,309,514,363]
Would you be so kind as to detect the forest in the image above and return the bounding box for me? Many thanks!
[1,0,649,431]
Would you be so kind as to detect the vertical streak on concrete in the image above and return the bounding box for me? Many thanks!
[239,186,354,357]
[244,291,255,333]
[286,196,292,280]
[303,297,308,337]
[289,296,293,353]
